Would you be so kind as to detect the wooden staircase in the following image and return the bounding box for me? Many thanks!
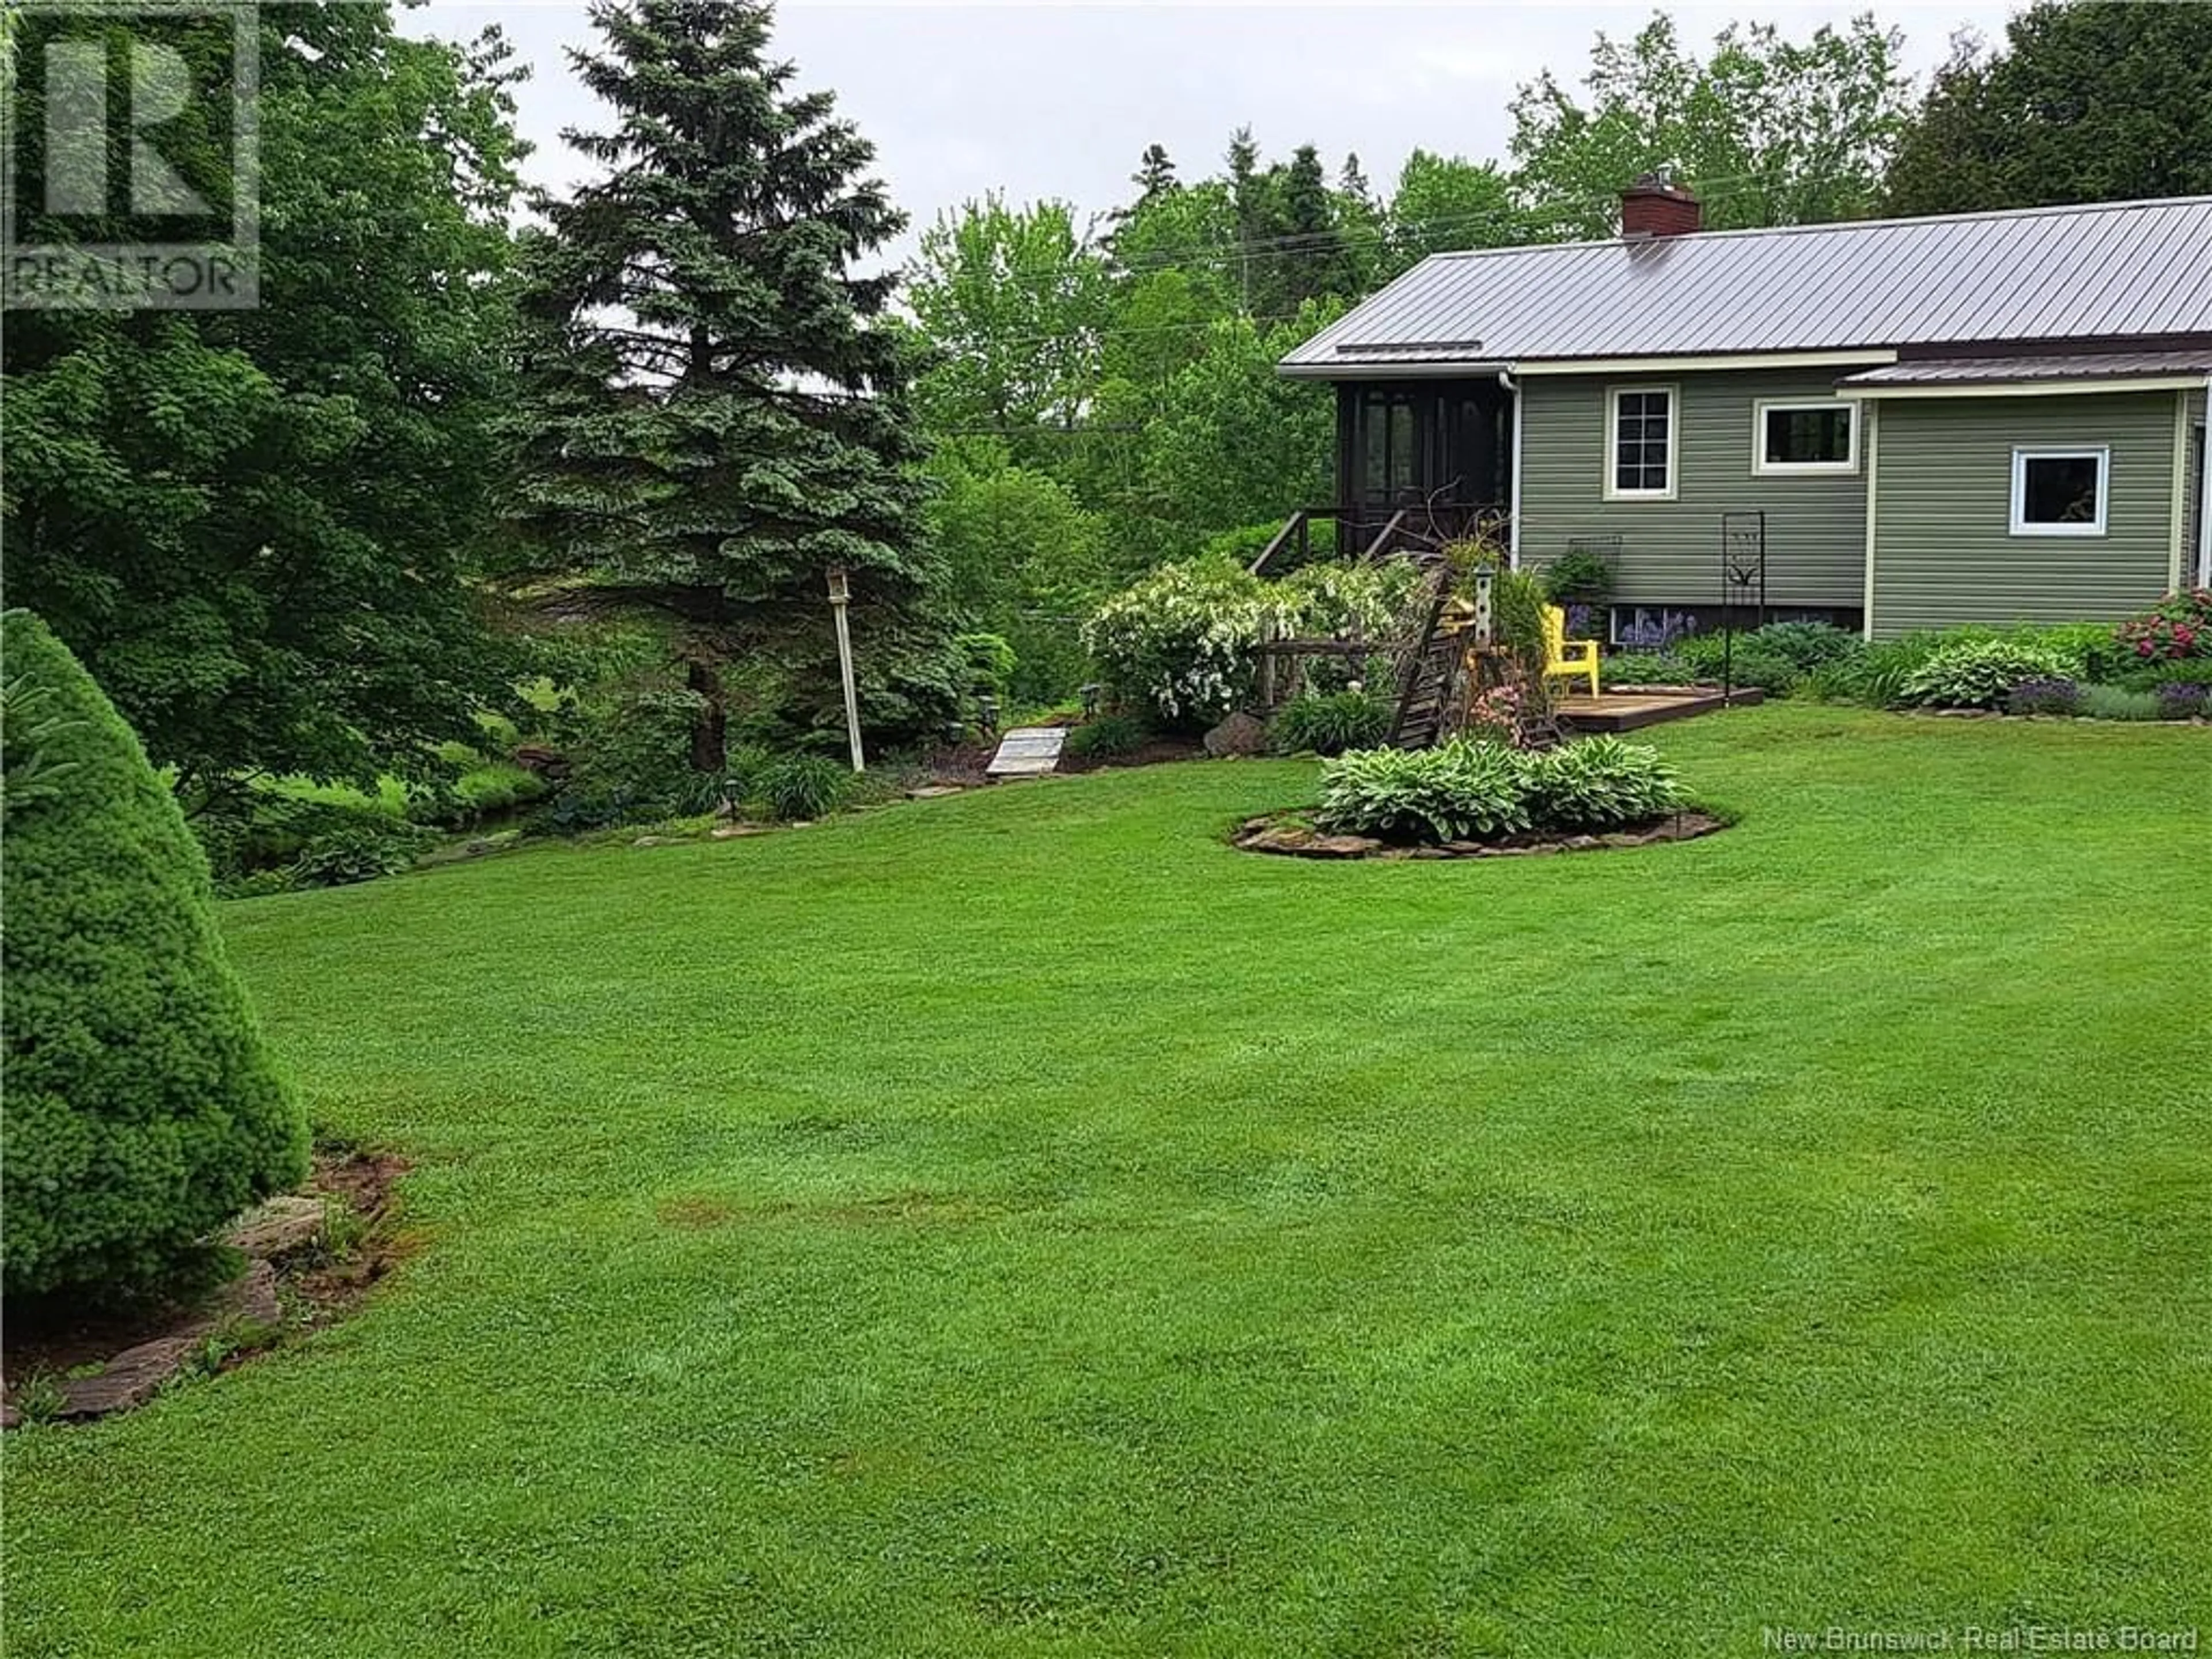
[1386,559,1463,749]
[1245,500,1510,750]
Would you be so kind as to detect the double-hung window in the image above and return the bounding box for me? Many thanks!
[2010,446,2109,537]
[1605,386,1676,500]
[1754,400,1858,474]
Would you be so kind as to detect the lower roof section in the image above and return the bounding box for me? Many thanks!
[1841,351,2212,391]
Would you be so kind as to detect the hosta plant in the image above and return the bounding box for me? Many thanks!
[1519,736,1683,830]
[1897,641,2077,709]
[1315,738,1531,844]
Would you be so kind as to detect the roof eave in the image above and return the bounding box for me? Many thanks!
[1278,358,1510,381]
[1838,374,2212,399]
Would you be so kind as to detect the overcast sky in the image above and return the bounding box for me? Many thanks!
[406,1,2024,255]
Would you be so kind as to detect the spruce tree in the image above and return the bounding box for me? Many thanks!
[1339,153,1374,208]
[1225,126,1268,315]
[2,611,306,1300]
[505,0,940,767]
[1131,143,1178,203]
[1278,144,1360,309]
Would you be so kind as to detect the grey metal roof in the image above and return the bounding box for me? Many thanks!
[1281,195,2212,372]
[1840,350,2212,385]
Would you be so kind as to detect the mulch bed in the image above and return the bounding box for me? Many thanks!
[1056,735,1207,774]
[1231,808,1732,860]
[2,1146,413,1428]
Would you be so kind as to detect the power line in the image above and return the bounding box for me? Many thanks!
[905,170,1785,289]
[910,175,1797,357]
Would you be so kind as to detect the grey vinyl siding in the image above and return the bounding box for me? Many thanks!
[1869,391,2183,637]
[1518,370,1868,608]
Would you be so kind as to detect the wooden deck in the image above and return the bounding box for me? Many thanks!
[1555,686,1765,733]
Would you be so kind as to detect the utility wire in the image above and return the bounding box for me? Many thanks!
[906,171,1781,288]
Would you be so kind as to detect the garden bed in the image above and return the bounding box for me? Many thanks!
[1057,734,1207,774]
[1231,807,1730,860]
[1902,706,2210,724]
[2,1146,412,1428]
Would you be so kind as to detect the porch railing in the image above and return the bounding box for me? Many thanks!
[1248,502,1510,577]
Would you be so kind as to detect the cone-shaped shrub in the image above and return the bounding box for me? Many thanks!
[3,611,306,1298]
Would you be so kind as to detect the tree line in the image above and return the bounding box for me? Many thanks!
[7,0,2210,795]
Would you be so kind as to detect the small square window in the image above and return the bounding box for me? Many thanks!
[2011,447,2108,537]
[1606,387,1675,499]
[1755,402,1856,473]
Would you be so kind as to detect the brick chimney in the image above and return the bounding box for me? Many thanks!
[1620,172,1702,238]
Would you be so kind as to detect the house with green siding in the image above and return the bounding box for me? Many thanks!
[1278,181,2211,641]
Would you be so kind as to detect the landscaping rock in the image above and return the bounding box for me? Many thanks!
[905,785,963,800]
[1234,808,1729,861]
[1302,834,1382,858]
[52,1260,282,1422]
[223,1195,327,1260]
[53,1336,197,1419]
[710,824,768,839]
[631,835,683,848]
[228,1257,284,1324]
[1202,712,1267,758]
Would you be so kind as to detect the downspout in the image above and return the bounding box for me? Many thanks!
[1860,397,1881,642]
[1499,368,1523,568]
[2199,377,2211,587]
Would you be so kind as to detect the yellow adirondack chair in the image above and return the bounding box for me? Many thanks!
[1541,605,1600,699]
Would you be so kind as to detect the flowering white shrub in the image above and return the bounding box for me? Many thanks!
[1083,556,1423,726]
[1279,559,1423,641]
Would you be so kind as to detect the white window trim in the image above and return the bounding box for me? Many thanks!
[1603,384,1679,502]
[1752,398,1859,476]
[2009,445,2110,538]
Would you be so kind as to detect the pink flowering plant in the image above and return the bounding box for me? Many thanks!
[1467,681,1527,744]
[2113,588,2212,662]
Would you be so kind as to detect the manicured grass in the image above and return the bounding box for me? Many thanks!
[9,706,2210,1656]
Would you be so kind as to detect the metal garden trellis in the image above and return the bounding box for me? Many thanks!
[1718,511,1768,702]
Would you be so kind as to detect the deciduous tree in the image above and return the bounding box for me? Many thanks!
[1509,12,1912,234]
[1386,150,1522,276]
[2,6,527,802]
[1135,301,1345,552]
[907,195,1111,455]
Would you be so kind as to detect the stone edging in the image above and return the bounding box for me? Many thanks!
[1232,809,1730,860]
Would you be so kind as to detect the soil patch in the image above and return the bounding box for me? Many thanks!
[1231,808,1732,860]
[3,1145,414,1427]
[656,1196,739,1230]
[1058,735,1207,774]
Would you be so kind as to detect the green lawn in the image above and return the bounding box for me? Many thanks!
[9,706,2210,1657]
